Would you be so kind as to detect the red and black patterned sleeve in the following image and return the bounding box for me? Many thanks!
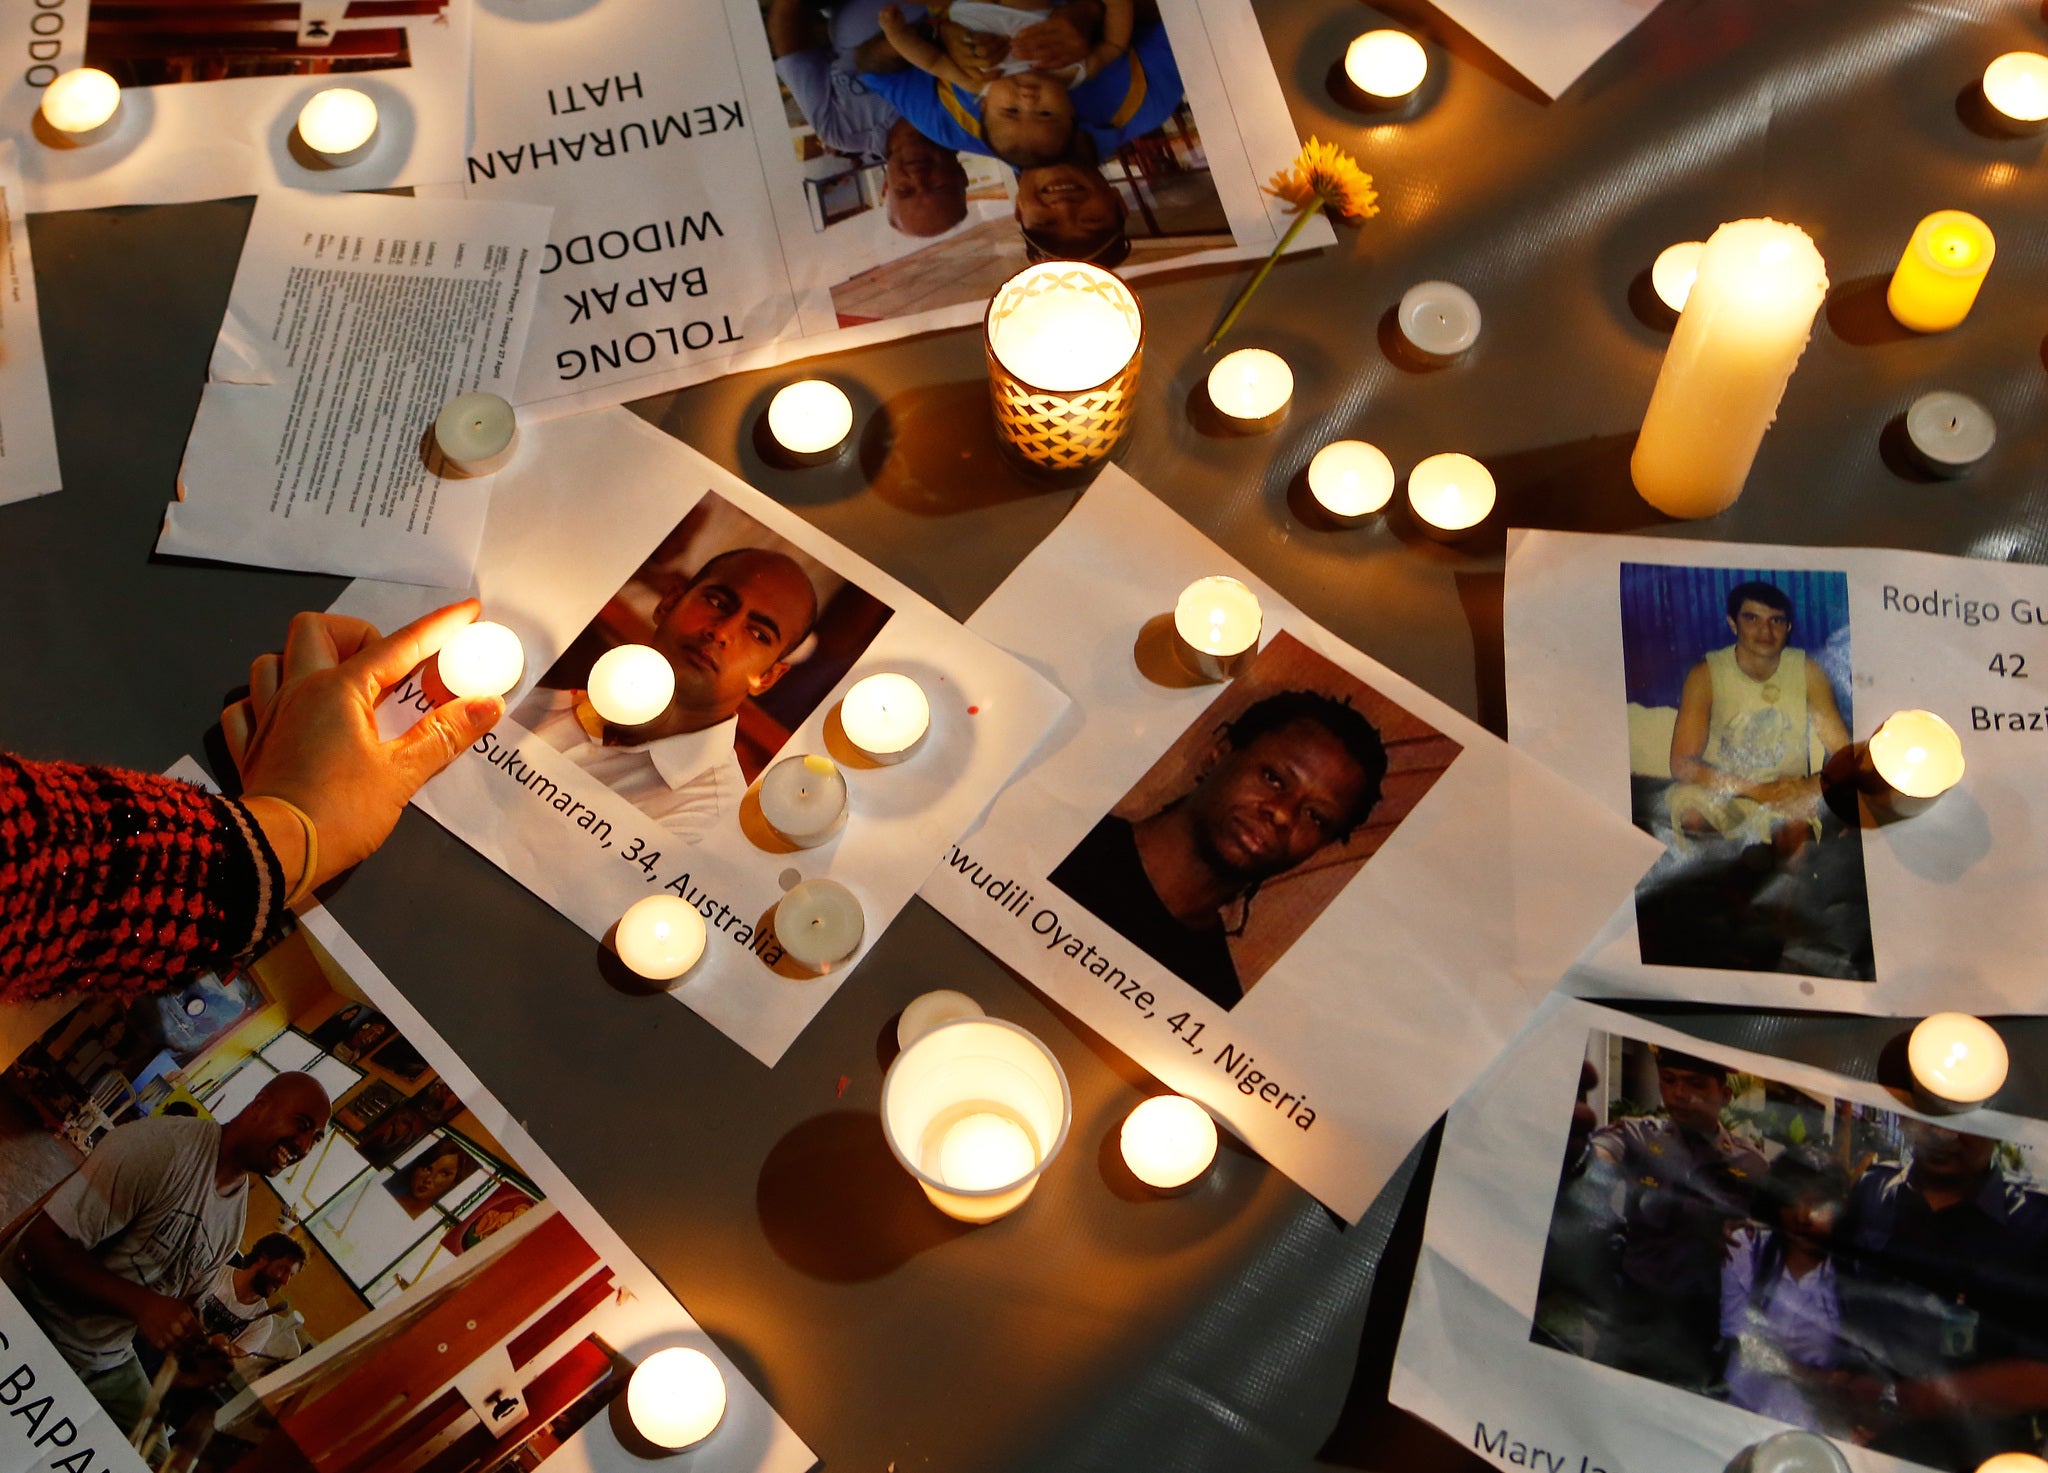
[0,755,290,1005]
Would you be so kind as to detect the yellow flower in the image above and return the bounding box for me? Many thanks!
[1268,136,1378,222]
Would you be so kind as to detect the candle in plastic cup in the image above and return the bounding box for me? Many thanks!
[767,379,854,458]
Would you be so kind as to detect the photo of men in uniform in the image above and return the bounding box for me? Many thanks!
[1618,565,1874,980]
[1050,631,1459,1010]
[511,491,894,845]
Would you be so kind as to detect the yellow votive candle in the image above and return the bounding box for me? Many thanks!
[1630,218,1828,519]
[1886,210,1994,333]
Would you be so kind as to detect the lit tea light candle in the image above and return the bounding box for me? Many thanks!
[1651,240,1707,313]
[757,754,848,848]
[1908,1013,2008,1106]
[1887,210,1994,333]
[1120,1095,1219,1191]
[1407,452,1496,539]
[1631,217,1829,519]
[1904,390,1996,478]
[296,87,380,166]
[1344,28,1428,101]
[773,878,864,974]
[1206,348,1292,428]
[1396,281,1481,365]
[586,644,675,727]
[626,1347,726,1450]
[1742,1429,1851,1473]
[1171,575,1263,681]
[433,393,518,477]
[1976,1456,2048,1473]
[897,989,985,1050]
[1982,52,2048,135]
[839,673,930,764]
[40,68,121,141]
[435,621,524,700]
[766,379,854,461]
[1866,708,1965,813]
[1306,440,1394,524]
[881,1017,1071,1222]
[613,894,707,983]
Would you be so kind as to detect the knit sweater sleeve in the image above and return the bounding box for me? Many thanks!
[0,755,290,1004]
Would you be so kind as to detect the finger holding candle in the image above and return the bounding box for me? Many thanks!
[626,1347,726,1450]
[40,68,121,140]
[1908,1013,2008,1106]
[613,894,707,983]
[773,877,864,974]
[1120,1095,1219,1191]
[840,673,930,764]
[1170,576,1263,681]
[1407,452,1495,539]
[1982,53,2048,135]
[757,754,849,848]
[296,87,381,166]
[1886,210,1994,333]
[1307,440,1394,524]
[435,622,525,701]
[587,644,676,727]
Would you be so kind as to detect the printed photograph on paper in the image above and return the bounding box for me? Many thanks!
[756,0,1233,323]
[1049,630,1460,1012]
[1533,1029,2048,1473]
[0,924,653,1471]
[508,488,896,844]
[84,0,445,89]
[1617,563,1874,981]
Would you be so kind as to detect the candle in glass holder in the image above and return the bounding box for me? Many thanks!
[757,755,848,848]
[587,644,675,727]
[1982,53,2048,135]
[436,622,524,700]
[1307,440,1394,524]
[1651,241,1706,313]
[1908,1013,2008,1105]
[840,673,930,764]
[1887,210,1994,333]
[766,379,853,461]
[1206,348,1292,428]
[39,68,121,140]
[986,262,1143,474]
[1120,1095,1219,1191]
[774,878,864,973]
[1741,1430,1851,1473]
[1865,708,1964,814]
[627,1347,726,1450]
[434,393,518,477]
[1171,576,1263,681]
[1631,218,1828,519]
[1407,452,1495,539]
[1396,281,1481,364]
[296,87,380,165]
[613,895,707,983]
[1904,391,1995,478]
[1344,29,1427,101]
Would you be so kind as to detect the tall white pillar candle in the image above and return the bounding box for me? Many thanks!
[1630,218,1829,519]
[758,755,849,848]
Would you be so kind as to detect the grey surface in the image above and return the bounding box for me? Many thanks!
[4,0,2048,1469]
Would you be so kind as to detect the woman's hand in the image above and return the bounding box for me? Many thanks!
[222,600,504,897]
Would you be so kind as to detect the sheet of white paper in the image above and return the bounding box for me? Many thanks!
[917,470,1660,1223]
[1433,0,1663,99]
[420,0,1327,418]
[0,140,59,506]
[1391,995,2048,1473]
[0,1290,141,1473]
[2,0,474,212]
[1506,529,2048,1016]
[332,408,1068,1066]
[159,191,554,586]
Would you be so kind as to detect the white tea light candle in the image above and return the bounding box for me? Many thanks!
[1396,281,1481,364]
[40,68,121,138]
[1307,440,1394,523]
[840,673,930,764]
[1904,391,1995,478]
[626,1347,726,1450]
[766,379,854,459]
[1743,1430,1851,1473]
[1120,1095,1218,1191]
[1344,29,1428,101]
[1983,52,2048,134]
[297,87,379,164]
[1651,241,1707,313]
[433,393,518,476]
[1976,1456,2048,1473]
[1867,708,1965,811]
[937,1112,1038,1191]
[758,754,849,848]
[774,878,864,973]
[1206,348,1293,427]
[1407,452,1496,538]
[1908,1013,2008,1105]
[898,989,985,1050]
[613,895,707,983]
[586,644,675,727]
[436,622,524,700]
[1171,576,1263,681]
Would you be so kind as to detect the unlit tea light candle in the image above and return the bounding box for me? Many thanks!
[1742,1430,1851,1473]
[1171,575,1262,681]
[1344,28,1427,101]
[758,754,848,848]
[1867,708,1965,811]
[586,644,674,727]
[1120,1095,1218,1190]
[626,1347,726,1450]
[613,895,707,983]
[1982,52,2048,135]
[1887,210,1994,333]
[774,878,864,973]
[1307,440,1394,523]
[1905,391,1995,478]
[1908,1013,2008,1105]
[897,988,985,1050]
[766,379,853,459]
[40,68,121,139]
[1407,452,1495,538]
[1206,348,1292,427]
[436,622,524,700]
[840,672,930,763]
[434,392,517,476]
[1651,240,1706,313]
[297,87,380,165]
[1396,281,1481,364]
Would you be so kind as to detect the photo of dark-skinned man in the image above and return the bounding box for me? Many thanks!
[1050,632,1460,1010]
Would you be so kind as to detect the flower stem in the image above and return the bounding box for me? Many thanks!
[1206,201,1325,351]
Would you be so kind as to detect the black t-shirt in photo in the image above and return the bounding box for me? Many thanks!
[1049,815,1243,1012]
